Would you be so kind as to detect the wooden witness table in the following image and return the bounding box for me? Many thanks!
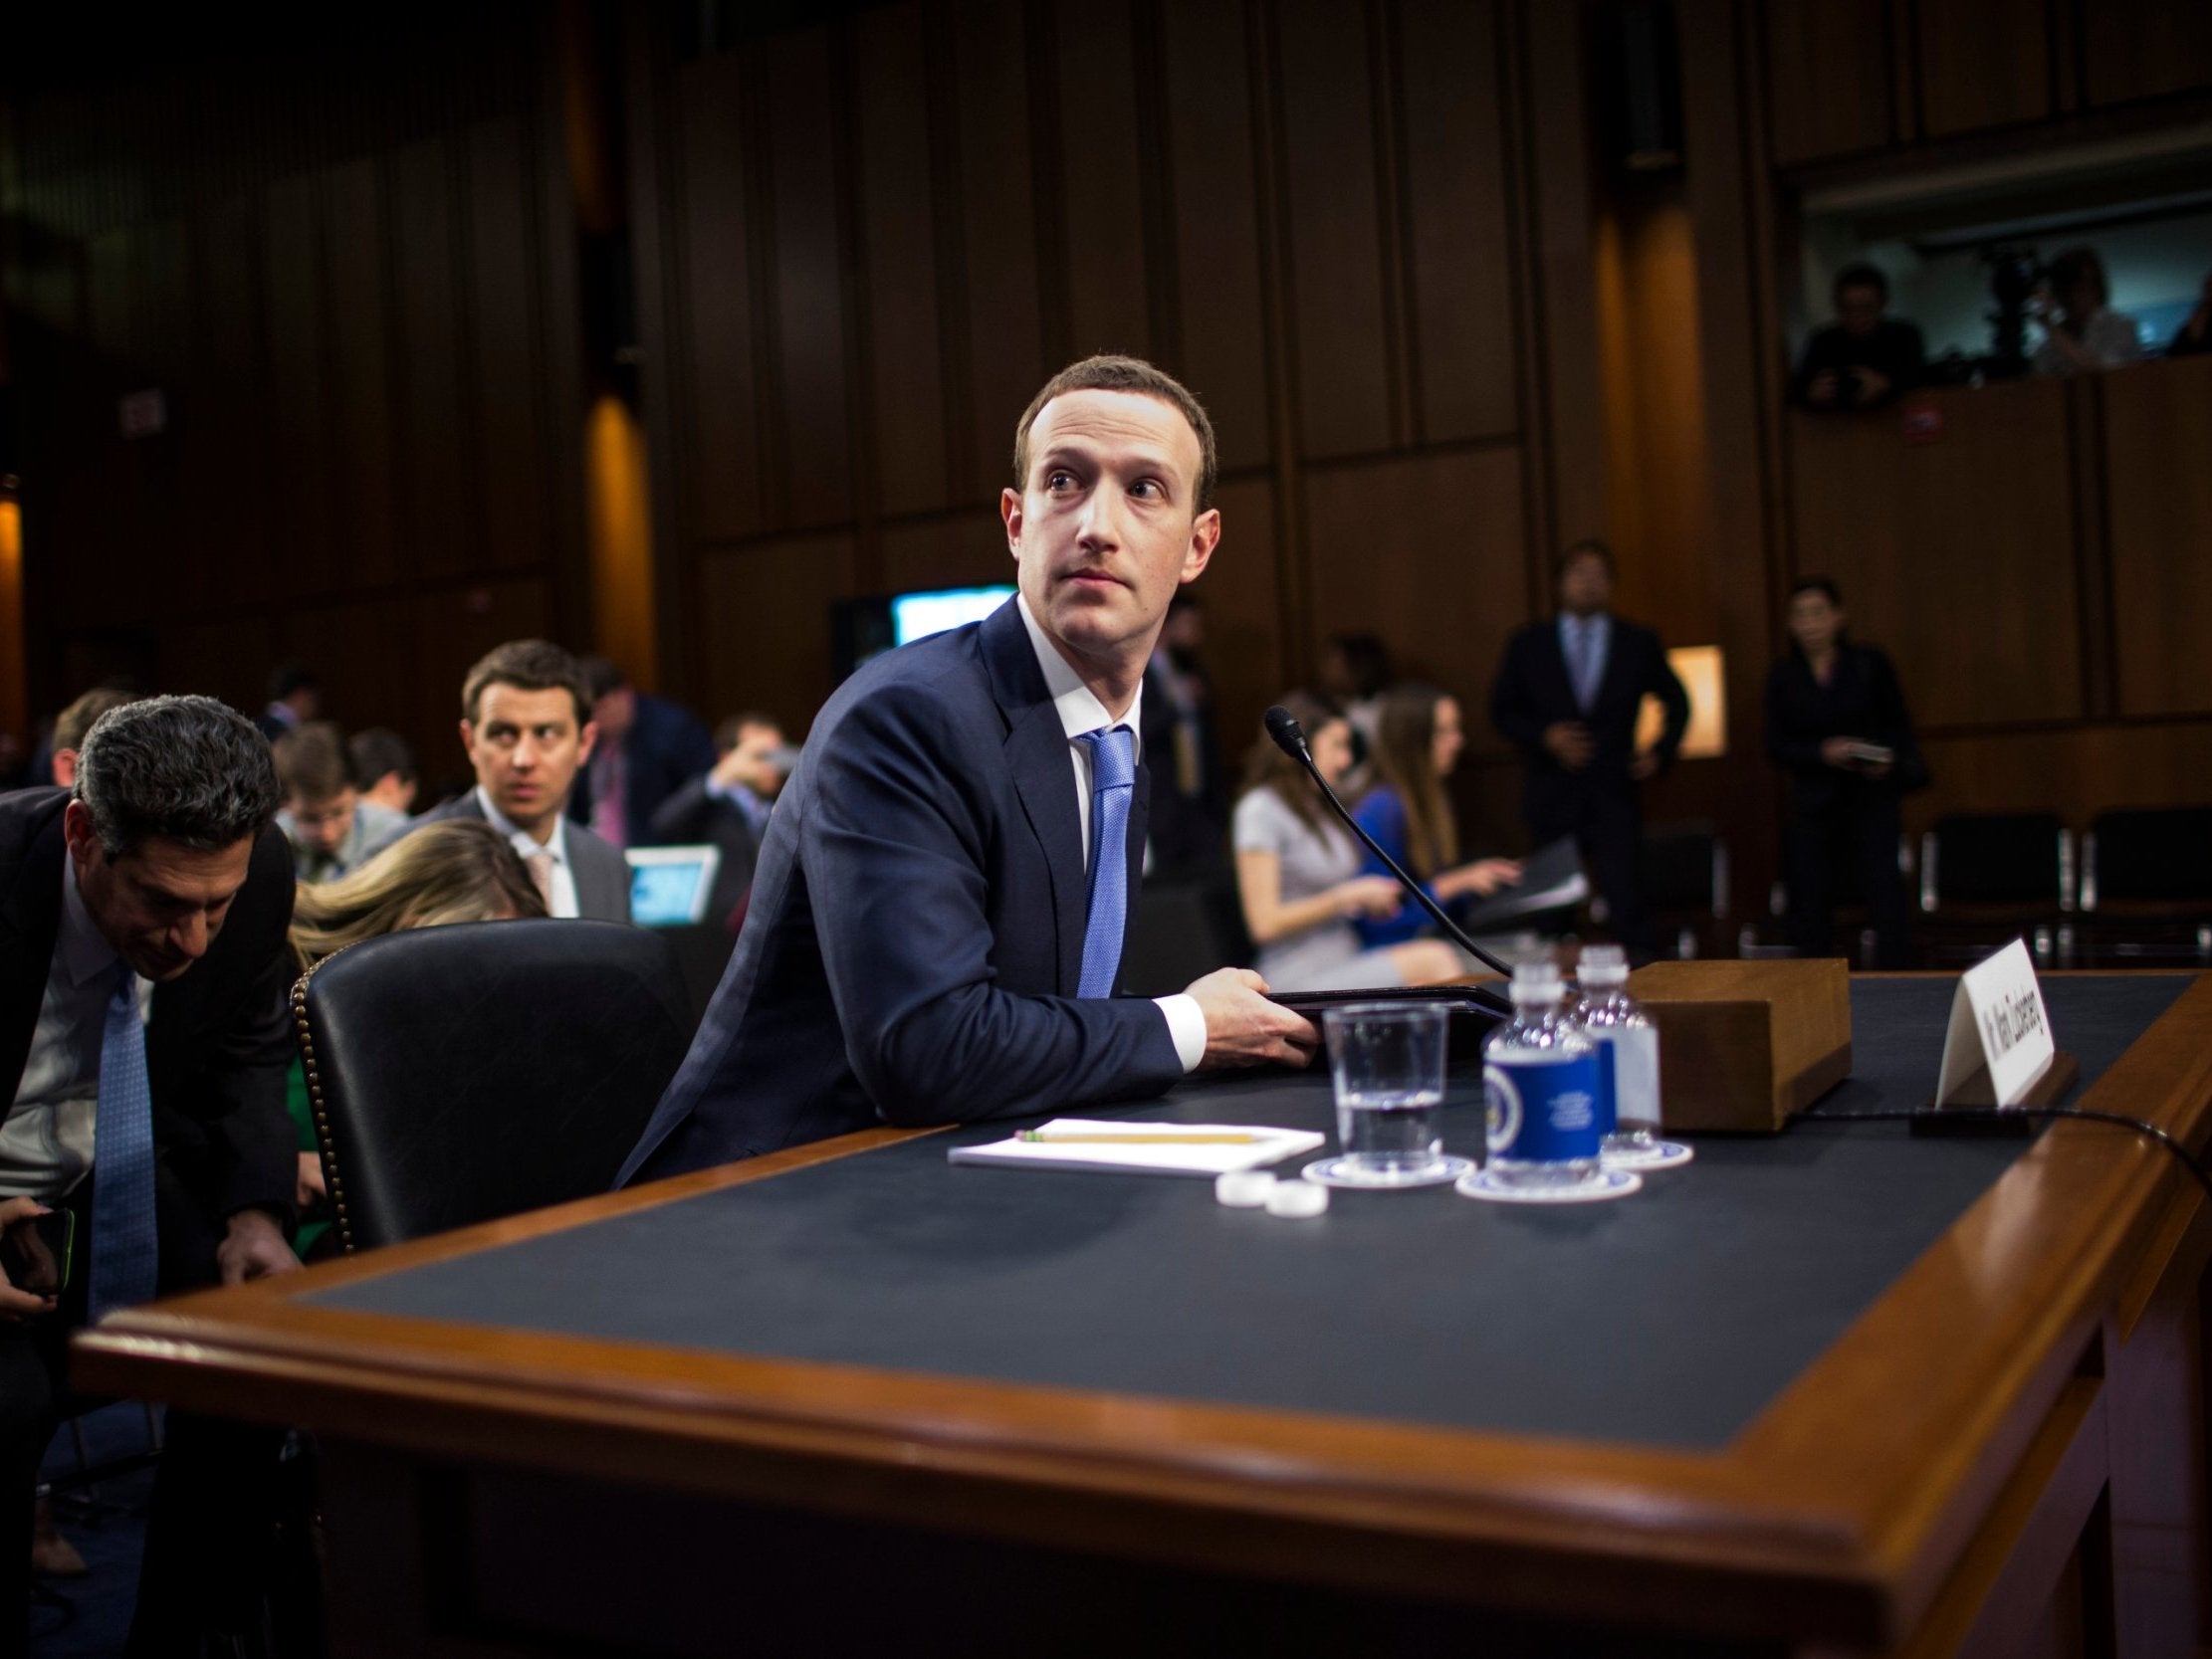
[73,975,2212,1657]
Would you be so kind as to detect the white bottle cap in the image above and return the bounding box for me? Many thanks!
[1510,960,1564,1004]
[1579,943,1629,985]
[1215,1169,1276,1208]
[1265,1180,1329,1219]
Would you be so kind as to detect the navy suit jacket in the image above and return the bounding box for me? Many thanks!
[618,600,1186,1181]
[1490,615,1687,833]
[0,789,298,1284]
[568,694,719,849]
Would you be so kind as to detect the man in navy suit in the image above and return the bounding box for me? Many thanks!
[1490,540,1688,958]
[620,356,1316,1181]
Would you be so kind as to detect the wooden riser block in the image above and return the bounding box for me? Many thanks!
[1626,958,1854,1135]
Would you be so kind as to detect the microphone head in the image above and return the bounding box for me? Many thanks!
[1263,705,1307,758]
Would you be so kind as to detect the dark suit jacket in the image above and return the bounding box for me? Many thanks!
[398,791,633,924]
[0,790,297,1287]
[1490,615,1689,833]
[568,695,719,850]
[1764,643,1920,815]
[619,599,1186,1181]
[647,776,763,926]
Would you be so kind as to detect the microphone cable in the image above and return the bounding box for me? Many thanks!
[1263,704,1515,1011]
[1797,1102,2212,1204]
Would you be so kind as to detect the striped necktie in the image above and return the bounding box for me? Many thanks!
[1074,726,1135,998]
[90,968,158,1321]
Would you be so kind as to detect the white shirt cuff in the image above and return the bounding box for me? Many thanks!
[1153,993,1208,1074]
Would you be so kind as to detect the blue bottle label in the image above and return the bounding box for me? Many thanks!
[1485,1054,1603,1163]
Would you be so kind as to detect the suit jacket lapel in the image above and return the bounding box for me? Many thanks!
[983,603,1088,996]
[1543,624,1581,713]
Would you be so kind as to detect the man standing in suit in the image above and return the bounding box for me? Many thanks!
[569,658,719,851]
[1490,540,1688,958]
[621,355,1315,1181]
[387,640,633,924]
[0,696,302,1649]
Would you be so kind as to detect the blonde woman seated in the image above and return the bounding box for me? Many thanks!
[1233,693,1479,992]
[287,820,548,1255]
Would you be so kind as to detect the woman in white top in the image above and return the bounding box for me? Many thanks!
[1231,693,1472,991]
[2033,247,2141,375]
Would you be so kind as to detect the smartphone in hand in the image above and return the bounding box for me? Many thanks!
[0,1209,75,1298]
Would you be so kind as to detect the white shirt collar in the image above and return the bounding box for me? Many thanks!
[1015,593,1145,746]
[476,787,569,866]
[59,854,123,989]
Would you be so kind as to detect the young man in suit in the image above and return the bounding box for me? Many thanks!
[1490,540,1689,959]
[0,695,302,1650]
[621,355,1315,1181]
[386,640,633,924]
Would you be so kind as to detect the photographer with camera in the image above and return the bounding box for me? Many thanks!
[1792,263,1926,411]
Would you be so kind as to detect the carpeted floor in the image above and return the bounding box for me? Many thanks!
[29,1401,155,1656]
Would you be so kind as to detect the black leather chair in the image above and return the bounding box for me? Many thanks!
[1917,812,2076,967]
[293,920,692,1252]
[2081,806,2212,965]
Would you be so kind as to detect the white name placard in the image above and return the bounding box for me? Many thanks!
[1935,938,2057,1108]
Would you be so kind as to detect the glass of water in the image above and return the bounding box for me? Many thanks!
[1303,1002,1469,1189]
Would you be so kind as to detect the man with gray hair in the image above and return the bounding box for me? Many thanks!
[0,695,301,1648]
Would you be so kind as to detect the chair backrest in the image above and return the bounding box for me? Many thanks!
[1638,822,1727,919]
[1118,872,1254,997]
[295,920,692,1253]
[2083,807,2212,908]
[1920,813,2073,910]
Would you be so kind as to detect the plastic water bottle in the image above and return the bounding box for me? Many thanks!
[1482,961,1602,1188]
[1576,944,1662,1161]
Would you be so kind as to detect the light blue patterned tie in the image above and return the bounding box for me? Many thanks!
[1569,619,1600,711]
[91,970,158,1321]
[1074,726,1135,998]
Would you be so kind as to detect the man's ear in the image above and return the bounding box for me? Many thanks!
[576,721,598,766]
[61,799,100,871]
[458,719,476,756]
[1001,487,1026,557]
[1179,508,1222,584]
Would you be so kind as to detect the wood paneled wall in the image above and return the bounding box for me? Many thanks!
[1785,359,2212,828]
[1708,1,2212,858]
[0,7,586,793]
[630,0,1580,853]
[1765,0,2212,168]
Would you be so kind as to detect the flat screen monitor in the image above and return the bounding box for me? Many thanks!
[625,845,723,929]
[832,585,1016,681]
[890,585,1013,646]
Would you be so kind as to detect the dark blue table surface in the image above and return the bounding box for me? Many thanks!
[311,975,2192,1452]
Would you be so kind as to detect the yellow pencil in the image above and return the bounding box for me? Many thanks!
[1016,1131,1263,1144]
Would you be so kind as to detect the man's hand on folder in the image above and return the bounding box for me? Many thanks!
[1186,967,1322,1072]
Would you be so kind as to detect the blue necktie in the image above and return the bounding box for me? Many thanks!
[1074,726,1135,998]
[1569,620,1602,711]
[91,970,158,1322]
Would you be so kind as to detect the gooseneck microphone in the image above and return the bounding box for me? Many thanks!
[1264,705,1515,1004]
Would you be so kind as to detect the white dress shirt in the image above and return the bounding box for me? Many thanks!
[1016,596,1206,1071]
[477,787,581,919]
[1,859,150,1199]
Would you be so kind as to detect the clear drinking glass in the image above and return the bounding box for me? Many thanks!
[1303,1002,1469,1189]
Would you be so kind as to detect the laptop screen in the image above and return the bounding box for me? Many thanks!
[625,845,723,928]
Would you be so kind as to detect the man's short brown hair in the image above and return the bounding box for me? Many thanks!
[272,722,357,803]
[54,687,138,754]
[1011,354,1217,513]
[459,640,591,726]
